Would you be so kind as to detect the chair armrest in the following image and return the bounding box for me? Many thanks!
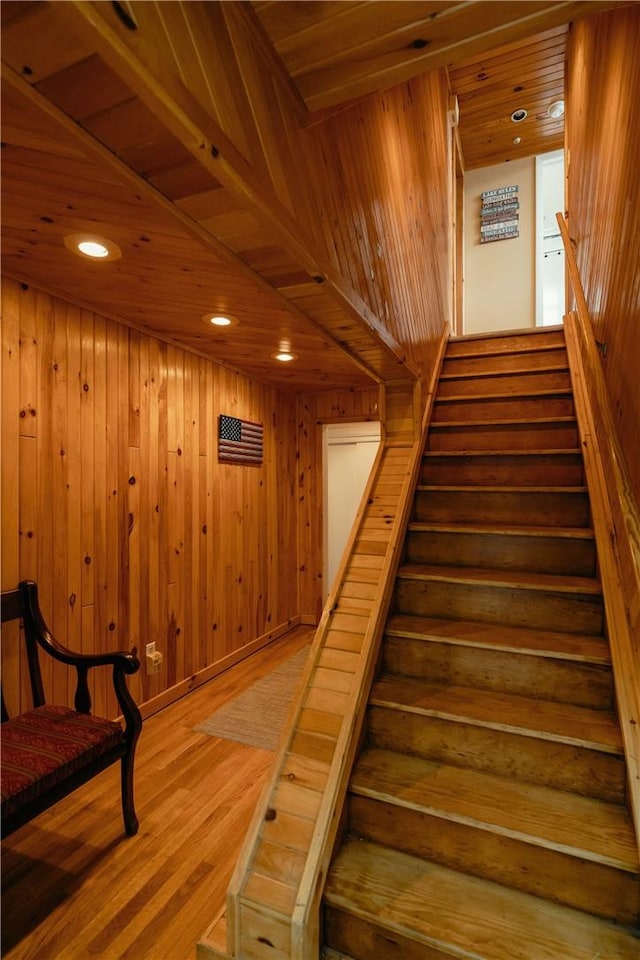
[34,639,140,675]
[18,581,142,732]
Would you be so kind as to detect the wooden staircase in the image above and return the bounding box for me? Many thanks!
[321,329,640,959]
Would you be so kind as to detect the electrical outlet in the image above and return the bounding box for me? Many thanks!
[145,641,163,675]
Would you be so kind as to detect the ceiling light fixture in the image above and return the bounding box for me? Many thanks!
[510,108,528,123]
[547,99,565,119]
[79,240,109,258]
[272,350,298,362]
[64,233,122,261]
[202,313,238,328]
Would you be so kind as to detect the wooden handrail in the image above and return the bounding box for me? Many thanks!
[557,212,640,853]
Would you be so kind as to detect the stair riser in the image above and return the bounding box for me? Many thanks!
[442,348,568,378]
[446,331,565,358]
[420,453,584,487]
[413,489,590,527]
[382,639,613,709]
[427,422,579,452]
[348,796,640,925]
[404,530,596,577]
[432,394,575,422]
[437,370,571,399]
[395,578,604,636]
[366,707,626,802]
[324,907,452,960]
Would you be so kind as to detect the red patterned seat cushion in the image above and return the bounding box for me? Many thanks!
[1,705,123,820]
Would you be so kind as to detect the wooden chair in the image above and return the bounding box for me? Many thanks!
[1,580,142,837]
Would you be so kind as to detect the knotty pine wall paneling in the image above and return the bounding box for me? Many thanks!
[566,7,640,508]
[1,278,299,719]
[303,69,452,379]
[296,387,380,622]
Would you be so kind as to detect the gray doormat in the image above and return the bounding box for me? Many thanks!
[195,646,310,751]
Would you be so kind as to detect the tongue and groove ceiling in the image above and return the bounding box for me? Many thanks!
[0,1,626,391]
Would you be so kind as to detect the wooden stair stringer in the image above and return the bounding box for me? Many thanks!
[213,331,449,960]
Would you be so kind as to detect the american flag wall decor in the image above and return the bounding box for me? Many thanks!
[218,414,264,464]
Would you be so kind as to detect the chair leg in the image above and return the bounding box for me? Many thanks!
[120,750,139,836]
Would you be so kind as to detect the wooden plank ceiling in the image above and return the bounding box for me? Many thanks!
[0,75,372,394]
[251,1,622,108]
[448,26,567,169]
[0,1,627,393]
[252,0,625,168]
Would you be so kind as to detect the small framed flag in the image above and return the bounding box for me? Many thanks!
[218,414,263,464]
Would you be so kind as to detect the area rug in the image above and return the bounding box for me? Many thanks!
[195,646,310,750]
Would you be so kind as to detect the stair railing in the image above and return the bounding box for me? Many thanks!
[557,212,640,853]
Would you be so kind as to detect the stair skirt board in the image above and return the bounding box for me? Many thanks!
[321,330,640,960]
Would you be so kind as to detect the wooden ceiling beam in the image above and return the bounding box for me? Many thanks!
[51,0,416,382]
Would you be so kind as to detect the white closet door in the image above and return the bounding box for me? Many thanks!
[324,423,380,598]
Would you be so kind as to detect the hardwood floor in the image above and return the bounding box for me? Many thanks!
[1,626,314,960]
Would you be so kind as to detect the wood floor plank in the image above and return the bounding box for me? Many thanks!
[1,627,314,960]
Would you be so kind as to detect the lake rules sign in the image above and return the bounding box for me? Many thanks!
[480,185,519,243]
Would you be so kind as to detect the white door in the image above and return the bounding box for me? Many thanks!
[323,422,381,599]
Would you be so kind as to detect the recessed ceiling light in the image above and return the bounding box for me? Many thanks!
[547,99,565,119]
[80,240,109,258]
[513,136,522,145]
[64,233,122,261]
[272,351,298,362]
[510,108,528,123]
[202,312,238,328]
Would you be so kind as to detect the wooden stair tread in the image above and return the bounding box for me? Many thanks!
[351,748,639,872]
[423,447,582,457]
[325,838,639,960]
[446,344,565,361]
[435,388,573,402]
[429,416,576,428]
[447,330,564,355]
[440,363,569,379]
[449,325,563,339]
[385,615,611,664]
[370,676,623,753]
[398,563,602,595]
[417,484,588,493]
[407,522,594,539]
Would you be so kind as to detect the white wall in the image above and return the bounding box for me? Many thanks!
[463,157,535,334]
